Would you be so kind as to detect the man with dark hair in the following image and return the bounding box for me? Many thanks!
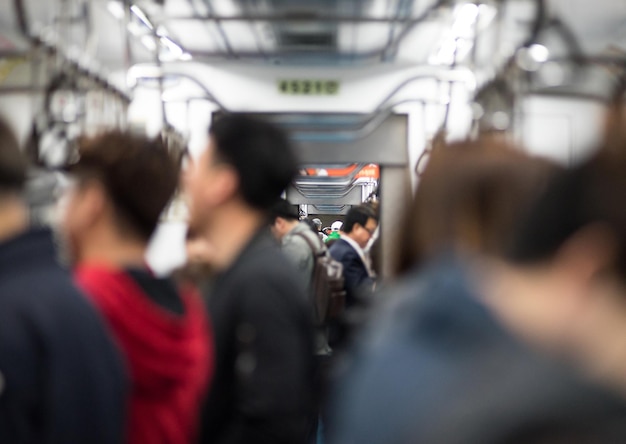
[270,199,332,358]
[60,131,213,444]
[269,198,320,288]
[329,205,378,308]
[0,119,127,444]
[311,217,327,241]
[185,114,315,444]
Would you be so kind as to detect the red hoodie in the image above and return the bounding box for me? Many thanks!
[76,264,213,444]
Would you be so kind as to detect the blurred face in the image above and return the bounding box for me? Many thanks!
[270,217,291,241]
[270,218,280,240]
[354,217,378,249]
[184,148,212,235]
[57,178,106,264]
[184,138,237,234]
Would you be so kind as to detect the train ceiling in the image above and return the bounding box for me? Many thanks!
[0,0,625,107]
[1,1,624,64]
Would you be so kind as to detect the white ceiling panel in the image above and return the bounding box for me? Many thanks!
[220,21,275,52]
[166,20,225,52]
[164,0,196,15]
[548,0,626,53]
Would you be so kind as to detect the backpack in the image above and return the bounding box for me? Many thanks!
[294,232,346,326]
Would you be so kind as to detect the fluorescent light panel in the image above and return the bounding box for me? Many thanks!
[107,1,125,20]
[429,2,497,65]
[107,2,192,61]
[130,4,154,30]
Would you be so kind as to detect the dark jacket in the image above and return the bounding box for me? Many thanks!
[328,238,374,308]
[0,229,127,444]
[200,229,315,444]
[329,255,626,444]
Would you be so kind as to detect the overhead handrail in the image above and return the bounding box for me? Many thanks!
[514,54,626,104]
[469,0,570,132]
[5,0,131,102]
[7,0,134,168]
[128,64,229,111]
[13,0,29,37]
[382,0,449,61]
[0,38,132,103]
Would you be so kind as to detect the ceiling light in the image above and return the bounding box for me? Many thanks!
[528,44,550,63]
[491,111,511,130]
[210,0,241,17]
[477,3,497,29]
[429,2,497,66]
[110,3,194,62]
[429,39,458,65]
[160,37,183,58]
[131,5,154,30]
[141,35,157,52]
[452,3,479,38]
[107,1,125,20]
[516,44,550,71]
[127,65,163,87]
[127,21,143,36]
[157,25,169,37]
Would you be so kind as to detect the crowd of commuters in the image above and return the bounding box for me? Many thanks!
[2,103,626,444]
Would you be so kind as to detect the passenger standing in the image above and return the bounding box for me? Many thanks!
[0,119,127,444]
[269,198,319,287]
[312,218,328,242]
[59,132,213,444]
[328,205,378,309]
[269,199,333,442]
[325,221,342,244]
[327,206,378,350]
[269,198,332,356]
[185,114,315,444]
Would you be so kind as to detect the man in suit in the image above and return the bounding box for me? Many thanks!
[329,205,378,309]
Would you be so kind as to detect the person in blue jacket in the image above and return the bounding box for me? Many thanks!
[328,137,626,444]
[0,118,127,444]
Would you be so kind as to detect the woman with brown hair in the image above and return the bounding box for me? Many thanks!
[395,136,556,275]
[329,135,626,444]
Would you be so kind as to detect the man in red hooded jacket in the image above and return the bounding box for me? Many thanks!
[59,131,213,444]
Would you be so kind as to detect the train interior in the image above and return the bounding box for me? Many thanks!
[0,0,624,275]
